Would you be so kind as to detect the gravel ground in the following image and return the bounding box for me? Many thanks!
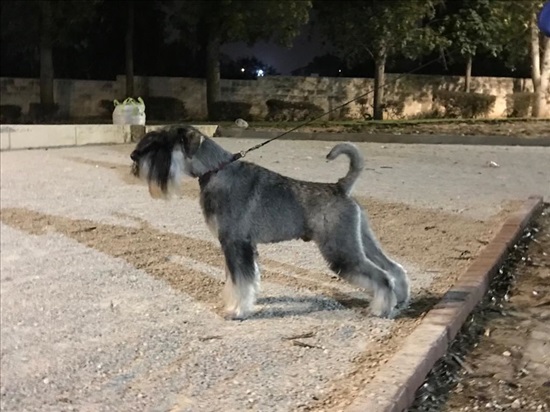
[1,138,549,412]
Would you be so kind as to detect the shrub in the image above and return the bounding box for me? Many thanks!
[28,103,59,123]
[265,99,324,121]
[432,90,496,119]
[407,108,446,120]
[356,97,373,120]
[210,101,252,121]
[505,92,536,118]
[0,105,22,123]
[337,106,354,120]
[99,99,114,117]
[383,99,405,120]
[145,96,188,121]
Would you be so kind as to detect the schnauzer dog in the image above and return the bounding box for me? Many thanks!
[130,125,410,319]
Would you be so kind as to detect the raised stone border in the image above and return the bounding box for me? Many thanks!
[218,128,550,147]
[345,195,545,412]
[0,124,218,151]
[3,124,549,151]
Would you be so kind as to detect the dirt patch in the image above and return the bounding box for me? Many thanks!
[440,207,550,412]
[250,119,550,138]
[404,207,550,412]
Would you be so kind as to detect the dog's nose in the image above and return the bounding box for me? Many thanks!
[130,151,139,161]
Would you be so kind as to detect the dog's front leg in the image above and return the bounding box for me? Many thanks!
[220,238,259,320]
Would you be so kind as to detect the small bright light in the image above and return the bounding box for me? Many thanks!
[338,69,342,73]
[256,69,264,77]
[241,68,245,72]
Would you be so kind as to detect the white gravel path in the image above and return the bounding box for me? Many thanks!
[1,139,548,412]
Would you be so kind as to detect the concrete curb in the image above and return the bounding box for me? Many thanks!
[218,128,550,147]
[345,195,545,412]
[0,124,218,151]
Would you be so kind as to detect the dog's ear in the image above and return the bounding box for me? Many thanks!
[174,126,203,158]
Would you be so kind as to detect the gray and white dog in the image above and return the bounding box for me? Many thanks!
[130,125,409,319]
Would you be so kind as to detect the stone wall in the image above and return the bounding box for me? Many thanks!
[0,77,119,118]
[1,73,548,120]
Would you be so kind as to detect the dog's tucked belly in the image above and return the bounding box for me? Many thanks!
[202,211,307,244]
[200,199,306,244]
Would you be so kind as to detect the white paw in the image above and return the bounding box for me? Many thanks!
[370,290,397,318]
[224,305,251,321]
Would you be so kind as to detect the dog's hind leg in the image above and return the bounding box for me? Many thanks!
[332,256,397,318]
[316,206,397,318]
[360,211,410,306]
[220,238,260,320]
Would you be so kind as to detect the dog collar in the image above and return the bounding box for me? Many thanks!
[197,152,243,186]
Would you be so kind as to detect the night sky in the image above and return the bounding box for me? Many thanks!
[221,22,331,75]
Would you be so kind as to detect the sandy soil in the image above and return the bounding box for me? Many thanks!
[1,139,549,411]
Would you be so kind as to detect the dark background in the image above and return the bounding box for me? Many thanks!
[0,1,531,81]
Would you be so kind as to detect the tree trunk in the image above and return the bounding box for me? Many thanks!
[530,11,542,117]
[39,0,54,107]
[531,20,550,119]
[373,48,387,121]
[530,10,550,118]
[465,54,472,93]
[125,0,135,98]
[205,31,221,120]
[538,37,550,118]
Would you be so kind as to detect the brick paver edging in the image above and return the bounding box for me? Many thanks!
[345,195,545,412]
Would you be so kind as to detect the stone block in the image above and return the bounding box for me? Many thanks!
[0,126,11,150]
[9,125,76,149]
[76,125,130,145]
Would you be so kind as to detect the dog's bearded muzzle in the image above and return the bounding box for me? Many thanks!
[129,125,207,199]
[129,144,187,199]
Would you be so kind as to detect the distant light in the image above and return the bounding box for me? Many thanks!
[257,69,264,77]
[241,68,245,72]
[338,69,342,73]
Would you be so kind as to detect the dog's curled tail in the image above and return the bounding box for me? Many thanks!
[326,143,365,195]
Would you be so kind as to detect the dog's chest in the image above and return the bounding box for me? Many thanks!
[199,190,218,233]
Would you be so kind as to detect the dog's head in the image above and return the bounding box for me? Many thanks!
[130,125,204,199]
